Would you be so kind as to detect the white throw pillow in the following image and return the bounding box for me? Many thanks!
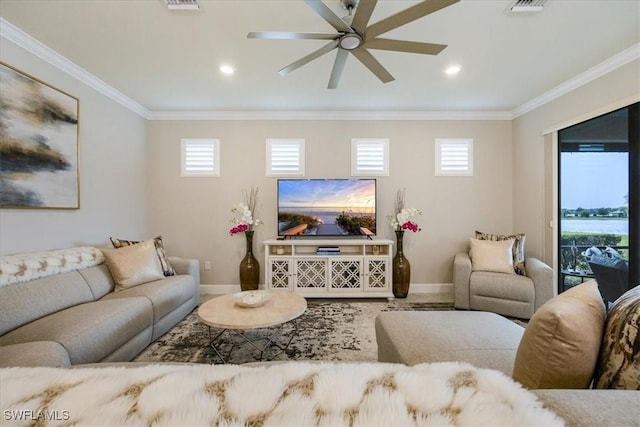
[469,237,516,274]
[103,239,164,290]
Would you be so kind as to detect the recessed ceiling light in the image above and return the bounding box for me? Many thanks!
[219,65,235,75]
[445,65,461,75]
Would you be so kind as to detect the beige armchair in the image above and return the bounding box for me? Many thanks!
[453,253,554,319]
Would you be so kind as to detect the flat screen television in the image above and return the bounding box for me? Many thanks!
[277,179,376,237]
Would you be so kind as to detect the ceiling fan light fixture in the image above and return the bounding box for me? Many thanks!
[339,33,362,50]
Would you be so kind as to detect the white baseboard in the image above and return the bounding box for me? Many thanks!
[409,283,454,294]
[200,283,453,295]
[200,284,241,295]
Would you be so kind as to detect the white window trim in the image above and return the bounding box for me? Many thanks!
[180,138,220,177]
[435,138,473,176]
[266,139,305,177]
[351,138,389,176]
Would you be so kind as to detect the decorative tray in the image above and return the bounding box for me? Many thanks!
[232,290,271,308]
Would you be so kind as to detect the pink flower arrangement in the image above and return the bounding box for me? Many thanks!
[401,221,421,233]
[229,223,249,235]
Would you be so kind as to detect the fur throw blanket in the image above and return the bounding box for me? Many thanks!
[1,362,563,426]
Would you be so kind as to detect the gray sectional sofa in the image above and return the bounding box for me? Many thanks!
[0,248,199,368]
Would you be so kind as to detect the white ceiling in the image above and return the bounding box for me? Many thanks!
[1,0,638,115]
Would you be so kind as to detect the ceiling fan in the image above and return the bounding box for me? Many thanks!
[247,0,459,89]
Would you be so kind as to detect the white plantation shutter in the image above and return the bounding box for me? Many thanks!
[351,138,389,176]
[266,139,305,176]
[435,139,473,176]
[181,139,220,177]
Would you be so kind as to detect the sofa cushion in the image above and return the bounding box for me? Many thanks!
[0,298,153,365]
[103,240,165,290]
[0,270,94,336]
[469,238,515,274]
[101,274,196,325]
[475,230,526,275]
[593,285,640,390]
[0,341,71,368]
[470,271,534,302]
[77,264,115,299]
[110,236,176,276]
[512,280,606,389]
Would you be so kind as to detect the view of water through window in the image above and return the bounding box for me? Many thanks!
[558,107,633,291]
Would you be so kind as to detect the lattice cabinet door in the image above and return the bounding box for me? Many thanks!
[328,257,363,291]
[293,258,328,292]
[364,257,390,292]
[267,258,292,290]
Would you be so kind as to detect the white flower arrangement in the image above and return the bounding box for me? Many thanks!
[229,187,263,235]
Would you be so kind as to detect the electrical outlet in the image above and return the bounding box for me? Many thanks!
[204,261,211,270]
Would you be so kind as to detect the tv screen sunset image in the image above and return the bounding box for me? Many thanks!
[278,179,376,236]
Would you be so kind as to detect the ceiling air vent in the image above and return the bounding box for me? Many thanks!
[506,0,546,13]
[164,0,199,11]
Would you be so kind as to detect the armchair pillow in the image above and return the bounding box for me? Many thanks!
[469,238,515,274]
[475,230,526,275]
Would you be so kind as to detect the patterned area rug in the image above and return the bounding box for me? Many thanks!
[135,300,453,365]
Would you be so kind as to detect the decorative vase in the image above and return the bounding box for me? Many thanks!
[239,230,259,291]
[392,230,411,298]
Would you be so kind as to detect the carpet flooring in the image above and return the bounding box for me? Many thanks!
[134,299,454,365]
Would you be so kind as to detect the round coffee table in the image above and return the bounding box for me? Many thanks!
[197,290,307,363]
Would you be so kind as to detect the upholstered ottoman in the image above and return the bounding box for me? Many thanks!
[375,310,524,375]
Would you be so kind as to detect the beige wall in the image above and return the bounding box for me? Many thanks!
[0,39,148,254]
[147,119,513,287]
[513,59,640,262]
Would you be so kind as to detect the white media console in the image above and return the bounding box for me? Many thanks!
[264,238,394,298]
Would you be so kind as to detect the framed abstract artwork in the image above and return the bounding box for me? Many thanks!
[0,62,79,209]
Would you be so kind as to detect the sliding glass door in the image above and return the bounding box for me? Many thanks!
[558,103,638,300]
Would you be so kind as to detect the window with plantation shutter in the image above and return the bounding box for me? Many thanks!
[181,139,220,177]
[435,138,473,176]
[351,138,389,176]
[266,139,305,176]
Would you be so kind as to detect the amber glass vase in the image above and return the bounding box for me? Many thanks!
[392,230,411,298]
[239,230,259,291]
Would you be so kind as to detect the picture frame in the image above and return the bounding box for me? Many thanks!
[0,61,80,209]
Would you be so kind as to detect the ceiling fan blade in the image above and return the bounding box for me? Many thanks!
[248,32,338,40]
[351,0,378,33]
[365,38,447,55]
[366,0,460,38]
[351,48,394,83]
[328,49,349,89]
[304,0,354,33]
[278,40,339,76]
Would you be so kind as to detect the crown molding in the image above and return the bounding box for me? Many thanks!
[512,42,640,118]
[0,18,149,119]
[146,110,513,121]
